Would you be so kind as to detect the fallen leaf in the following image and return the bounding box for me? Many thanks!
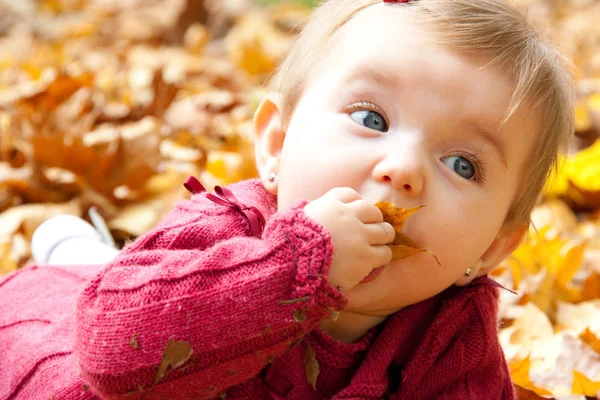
[292,308,307,323]
[304,342,319,390]
[571,370,600,397]
[509,355,554,396]
[582,273,600,301]
[514,386,555,400]
[154,339,194,385]
[0,242,17,275]
[130,334,139,350]
[278,296,309,305]
[579,328,600,354]
[545,140,600,209]
[0,198,81,243]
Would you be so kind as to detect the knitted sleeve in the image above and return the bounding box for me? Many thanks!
[74,194,346,399]
[395,287,516,400]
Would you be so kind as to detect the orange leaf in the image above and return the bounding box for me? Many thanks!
[579,328,600,354]
[582,272,600,301]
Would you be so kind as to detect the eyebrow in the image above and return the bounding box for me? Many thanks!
[344,66,400,92]
[468,121,508,169]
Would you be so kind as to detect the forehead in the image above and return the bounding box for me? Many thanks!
[301,3,541,155]
[311,5,513,114]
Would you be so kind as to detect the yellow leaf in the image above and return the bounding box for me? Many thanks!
[206,158,228,181]
[554,240,586,288]
[544,140,600,207]
[509,355,554,396]
[544,158,569,197]
[574,100,592,132]
[375,203,423,234]
[568,140,600,193]
[572,370,600,397]
[529,271,556,317]
[375,203,441,265]
[0,242,17,275]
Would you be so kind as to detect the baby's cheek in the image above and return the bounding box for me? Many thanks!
[430,215,496,266]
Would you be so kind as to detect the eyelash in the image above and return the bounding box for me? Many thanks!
[345,99,488,184]
[344,100,389,126]
[450,151,488,184]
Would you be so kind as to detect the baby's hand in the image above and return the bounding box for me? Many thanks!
[304,188,395,292]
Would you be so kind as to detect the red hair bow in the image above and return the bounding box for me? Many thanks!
[384,0,412,2]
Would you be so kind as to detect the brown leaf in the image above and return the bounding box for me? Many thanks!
[278,296,309,305]
[292,308,307,323]
[129,334,139,350]
[514,386,555,400]
[154,339,194,384]
[304,342,319,390]
[0,198,81,242]
[375,202,441,265]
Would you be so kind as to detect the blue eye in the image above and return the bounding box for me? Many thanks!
[442,156,476,180]
[350,110,388,132]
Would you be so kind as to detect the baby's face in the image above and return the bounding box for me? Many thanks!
[273,5,540,314]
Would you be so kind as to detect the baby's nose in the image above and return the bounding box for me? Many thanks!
[372,151,426,197]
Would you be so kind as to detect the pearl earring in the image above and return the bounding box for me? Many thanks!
[268,173,277,183]
[464,267,473,277]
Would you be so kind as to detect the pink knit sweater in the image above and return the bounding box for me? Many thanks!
[0,179,516,399]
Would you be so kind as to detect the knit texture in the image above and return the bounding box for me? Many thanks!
[0,179,516,399]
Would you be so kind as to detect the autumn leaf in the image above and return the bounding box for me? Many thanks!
[514,386,555,400]
[375,202,441,265]
[579,328,600,354]
[154,339,194,384]
[129,334,139,350]
[545,140,600,209]
[582,273,600,301]
[304,342,319,390]
[571,370,600,397]
[509,355,554,396]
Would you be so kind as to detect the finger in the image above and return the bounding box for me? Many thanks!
[348,200,384,223]
[368,244,393,268]
[327,187,361,203]
[364,222,395,245]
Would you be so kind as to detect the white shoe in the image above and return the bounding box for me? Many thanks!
[31,210,119,265]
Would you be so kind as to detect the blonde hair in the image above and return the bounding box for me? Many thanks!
[273,0,576,230]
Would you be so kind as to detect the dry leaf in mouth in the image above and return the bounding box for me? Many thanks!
[375,202,441,265]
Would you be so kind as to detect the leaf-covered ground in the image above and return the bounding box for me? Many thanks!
[1,0,600,398]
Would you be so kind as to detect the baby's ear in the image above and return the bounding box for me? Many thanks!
[455,224,527,286]
[253,92,286,194]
